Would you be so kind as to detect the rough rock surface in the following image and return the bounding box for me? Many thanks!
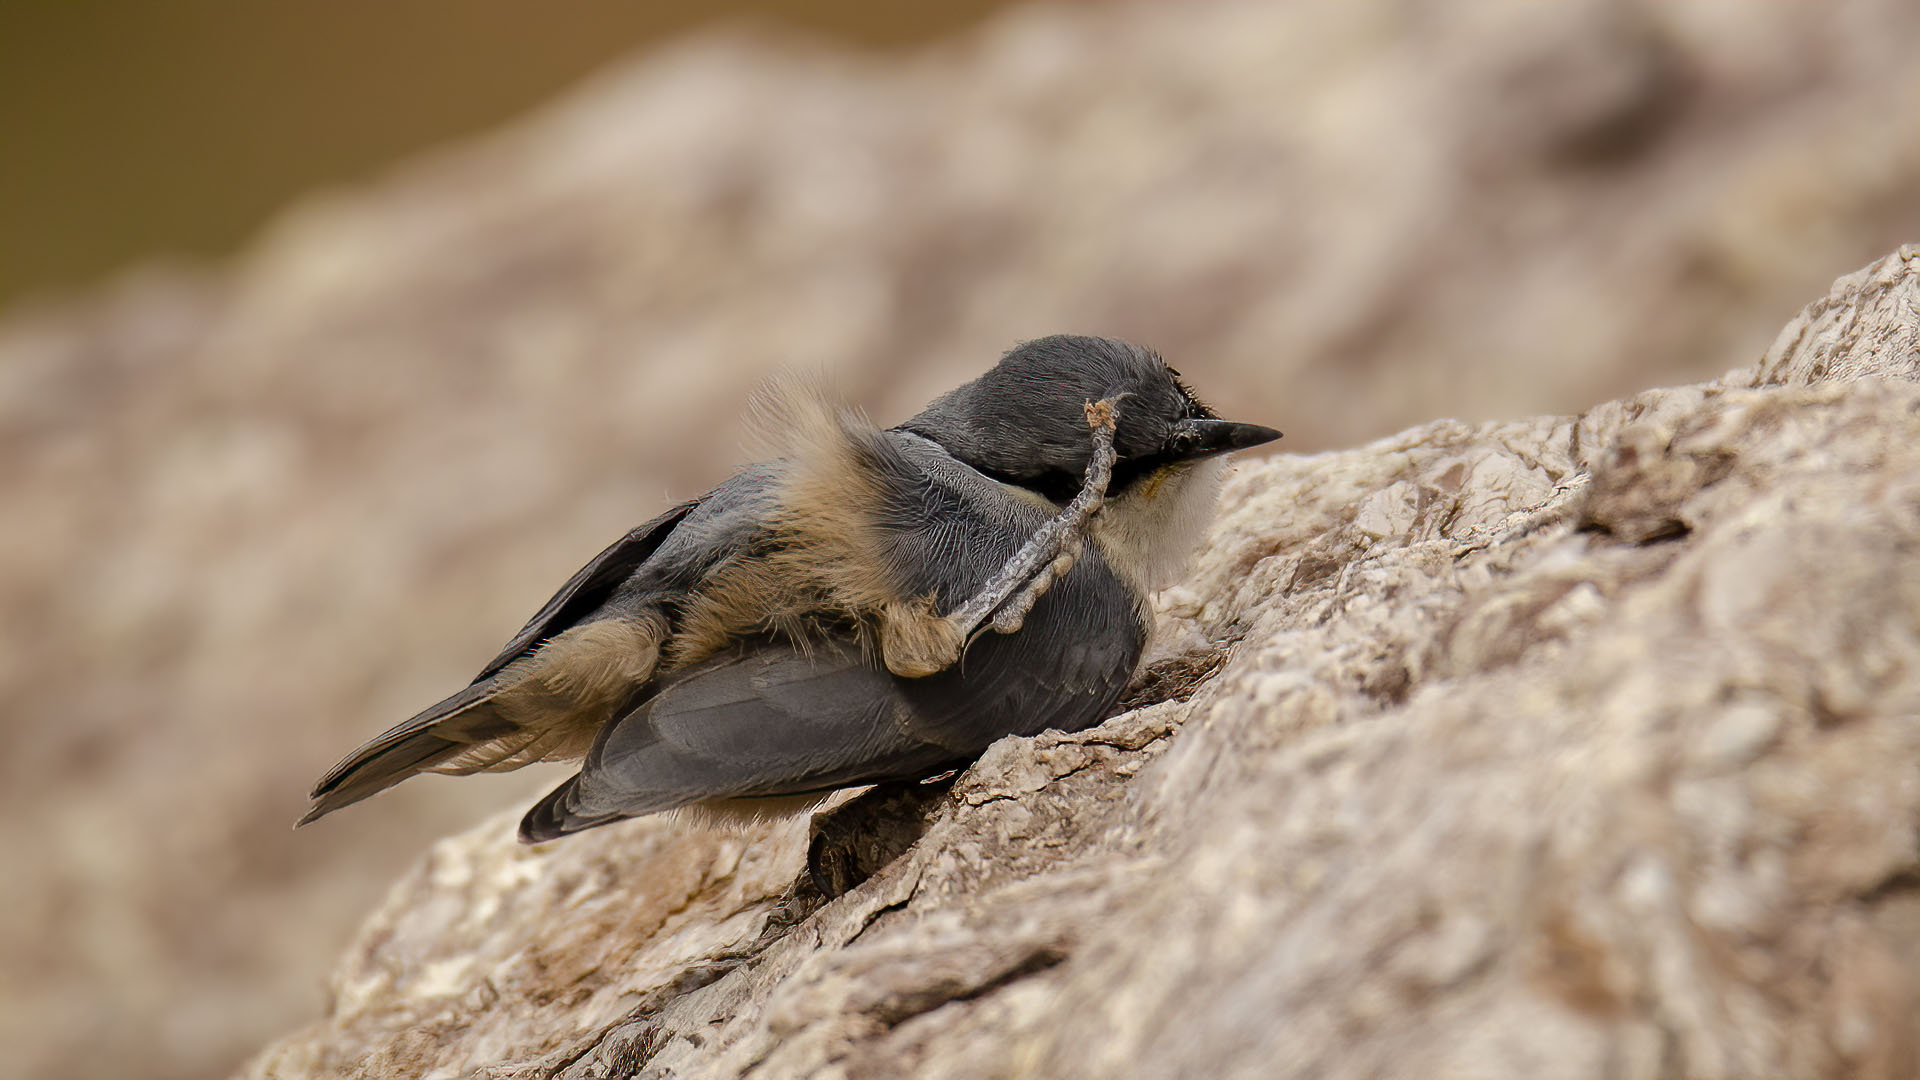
[245,250,1920,1079]
[11,1,1920,1077]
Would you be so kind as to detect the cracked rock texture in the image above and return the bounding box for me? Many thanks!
[10,1,1920,1077]
[244,250,1920,1078]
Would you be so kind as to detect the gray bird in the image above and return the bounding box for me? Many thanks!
[300,335,1279,841]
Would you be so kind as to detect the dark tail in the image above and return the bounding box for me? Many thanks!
[297,731,465,826]
[298,681,509,827]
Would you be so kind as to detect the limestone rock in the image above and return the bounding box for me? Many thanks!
[244,251,1920,1078]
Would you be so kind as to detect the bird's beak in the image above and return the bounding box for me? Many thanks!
[1164,418,1282,461]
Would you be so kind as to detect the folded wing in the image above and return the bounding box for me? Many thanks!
[520,637,961,841]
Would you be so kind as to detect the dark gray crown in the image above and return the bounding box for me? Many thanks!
[898,335,1215,498]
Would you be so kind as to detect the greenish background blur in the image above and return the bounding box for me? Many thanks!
[0,0,1011,307]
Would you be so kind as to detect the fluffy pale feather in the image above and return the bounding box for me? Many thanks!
[668,380,962,677]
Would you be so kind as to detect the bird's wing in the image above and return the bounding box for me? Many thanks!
[300,499,700,825]
[519,637,960,841]
[473,498,701,681]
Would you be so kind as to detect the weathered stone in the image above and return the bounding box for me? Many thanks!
[242,250,1920,1078]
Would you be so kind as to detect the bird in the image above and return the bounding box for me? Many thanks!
[299,335,1280,842]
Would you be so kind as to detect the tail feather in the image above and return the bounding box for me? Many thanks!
[297,728,468,826]
[299,615,665,828]
[307,682,503,796]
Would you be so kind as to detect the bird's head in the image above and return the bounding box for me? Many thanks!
[899,335,1280,504]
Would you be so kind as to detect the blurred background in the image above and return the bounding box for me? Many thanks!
[3,1,1917,1077]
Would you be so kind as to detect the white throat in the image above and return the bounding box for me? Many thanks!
[1090,456,1230,598]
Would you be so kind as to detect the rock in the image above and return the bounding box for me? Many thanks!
[12,1,1920,1077]
[242,250,1920,1078]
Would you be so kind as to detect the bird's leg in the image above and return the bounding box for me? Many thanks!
[884,397,1120,678]
[951,396,1120,637]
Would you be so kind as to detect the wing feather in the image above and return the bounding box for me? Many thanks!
[474,499,699,682]
[519,638,955,840]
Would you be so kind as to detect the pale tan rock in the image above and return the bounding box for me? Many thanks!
[239,251,1920,1078]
